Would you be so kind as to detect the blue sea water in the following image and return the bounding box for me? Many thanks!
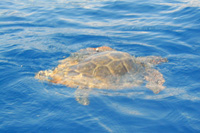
[1,0,200,132]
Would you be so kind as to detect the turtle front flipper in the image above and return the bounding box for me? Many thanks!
[35,70,53,81]
[137,56,168,67]
[144,68,165,94]
[75,87,92,105]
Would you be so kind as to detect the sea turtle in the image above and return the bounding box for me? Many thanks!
[35,46,167,105]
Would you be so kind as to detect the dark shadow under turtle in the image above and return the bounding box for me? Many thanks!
[35,46,168,105]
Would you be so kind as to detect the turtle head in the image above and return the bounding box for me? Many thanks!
[95,46,115,52]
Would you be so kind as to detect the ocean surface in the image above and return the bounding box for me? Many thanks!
[1,0,200,132]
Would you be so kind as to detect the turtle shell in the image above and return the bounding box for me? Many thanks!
[43,51,144,89]
[70,51,139,78]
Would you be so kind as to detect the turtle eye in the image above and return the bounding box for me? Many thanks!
[96,48,99,52]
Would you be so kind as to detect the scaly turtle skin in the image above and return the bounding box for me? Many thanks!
[35,46,167,105]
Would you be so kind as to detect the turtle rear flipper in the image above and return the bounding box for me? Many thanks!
[144,69,165,94]
[75,87,92,105]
